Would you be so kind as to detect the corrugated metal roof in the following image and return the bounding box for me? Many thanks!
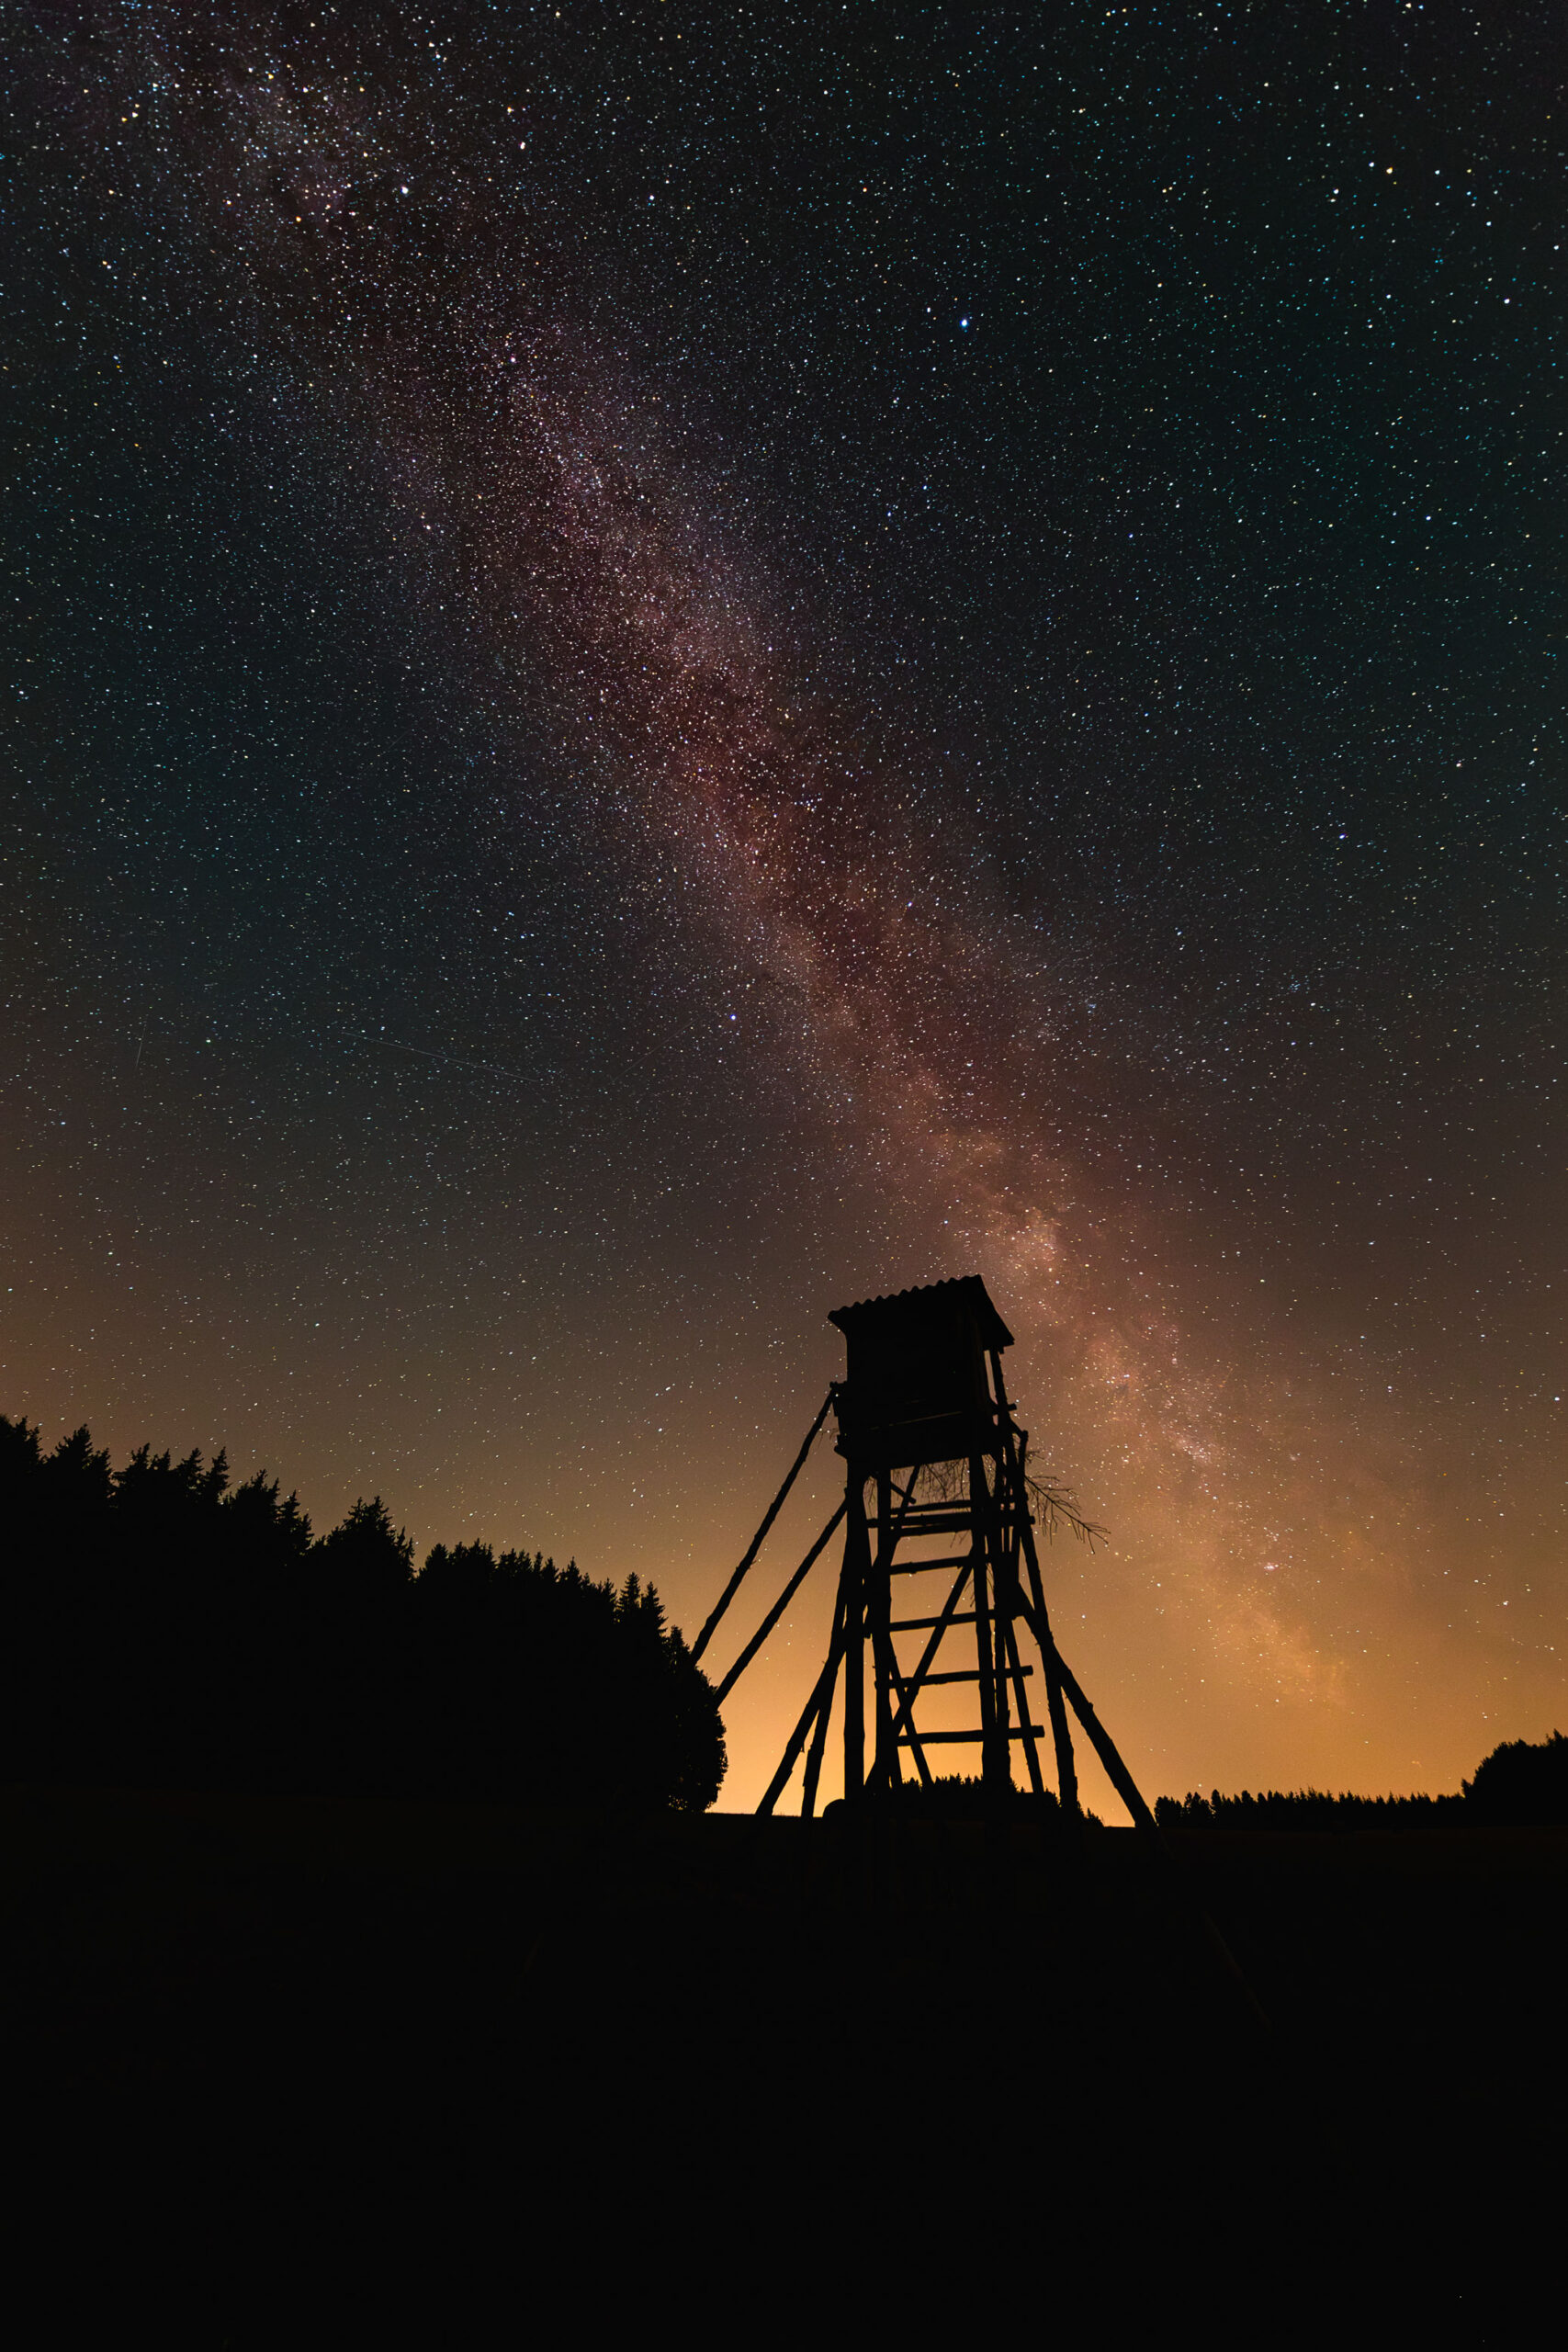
[827,1274,1014,1351]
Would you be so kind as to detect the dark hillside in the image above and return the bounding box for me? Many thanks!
[5,1786,1562,2338]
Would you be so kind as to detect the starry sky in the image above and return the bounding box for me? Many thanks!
[6,2,1565,1815]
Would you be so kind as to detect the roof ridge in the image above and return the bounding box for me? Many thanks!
[827,1274,1013,1347]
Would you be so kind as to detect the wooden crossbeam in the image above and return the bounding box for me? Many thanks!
[870,1512,1028,1535]
[896,1726,1044,1745]
[886,1564,972,1751]
[877,1665,1032,1687]
[873,1463,931,1791]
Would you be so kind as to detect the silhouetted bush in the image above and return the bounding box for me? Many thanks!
[0,1416,725,1811]
[1462,1730,1568,1825]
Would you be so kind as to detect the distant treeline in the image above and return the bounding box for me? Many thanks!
[892,1758,1568,1833]
[1156,1790,1461,1831]
[1155,1733,1568,1831]
[0,1417,725,1811]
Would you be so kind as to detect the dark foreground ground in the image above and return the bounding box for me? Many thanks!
[5,1786,1562,2344]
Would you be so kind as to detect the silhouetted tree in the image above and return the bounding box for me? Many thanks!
[316,1497,415,1602]
[1462,1730,1568,1825]
[404,1544,724,1809]
[0,1414,724,1811]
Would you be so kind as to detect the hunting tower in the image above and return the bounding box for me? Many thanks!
[693,1277,1158,1830]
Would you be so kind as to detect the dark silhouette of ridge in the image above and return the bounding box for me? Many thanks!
[0,1414,725,1810]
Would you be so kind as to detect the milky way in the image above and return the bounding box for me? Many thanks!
[6,6,1565,1810]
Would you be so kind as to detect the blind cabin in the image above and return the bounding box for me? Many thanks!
[828,1276,1014,1470]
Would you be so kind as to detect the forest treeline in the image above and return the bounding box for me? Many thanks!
[0,1417,725,1810]
[888,1754,1568,1830]
[1154,1731,1568,1831]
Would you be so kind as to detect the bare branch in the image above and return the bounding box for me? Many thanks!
[910,1453,1104,1547]
[1024,1471,1106,1549]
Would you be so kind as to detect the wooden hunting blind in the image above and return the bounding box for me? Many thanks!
[692,1277,1163,1834]
[828,1276,1012,1470]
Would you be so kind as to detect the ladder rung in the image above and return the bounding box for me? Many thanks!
[870,1514,965,1530]
[889,1612,978,1631]
[871,1508,1027,1521]
[896,1726,1044,1744]
[871,1514,1029,1534]
[889,1555,973,1576]
[878,1666,1032,1688]
[874,1522,969,1537]
[873,1502,974,1520]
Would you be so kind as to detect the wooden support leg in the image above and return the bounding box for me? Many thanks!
[801,1583,847,1820]
[990,1534,1014,1798]
[1042,1650,1080,1820]
[841,1473,870,1806]
[993,1396,1080,1819]
[969,1452,1006,1801]
[757,1610,846,1818]
[872,1468,898,1794]
[714,1499,847,1705]
[1010,1591,1156,1838]
[692,1389,834,1664]
[1003,1611,1050,1805]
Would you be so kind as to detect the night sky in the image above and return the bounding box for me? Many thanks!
[6,2,1565,1815]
